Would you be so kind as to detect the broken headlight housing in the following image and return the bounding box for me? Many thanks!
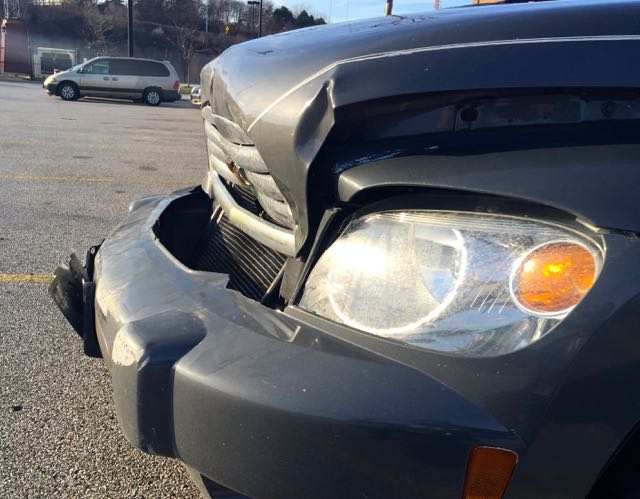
[299,211,603,357]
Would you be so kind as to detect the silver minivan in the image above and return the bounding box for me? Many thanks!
[44,57,181,106]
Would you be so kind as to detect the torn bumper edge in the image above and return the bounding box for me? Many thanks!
[49,244,102,357]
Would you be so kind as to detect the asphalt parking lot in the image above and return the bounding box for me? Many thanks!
[0,81,204,497]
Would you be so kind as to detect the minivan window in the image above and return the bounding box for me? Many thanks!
[110,59,139,76]
[107,59,169,77]
[140,61,170,77]
[82,60,110,75]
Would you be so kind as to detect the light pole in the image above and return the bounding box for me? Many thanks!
[247,1,259,37]
[127,0,134,56]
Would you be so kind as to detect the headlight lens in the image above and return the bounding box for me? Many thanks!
[299,211,603,357]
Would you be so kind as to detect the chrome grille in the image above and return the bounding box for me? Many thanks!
[201,106,296,245]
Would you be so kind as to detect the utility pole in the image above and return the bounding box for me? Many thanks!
[0,20,6,74]
[205,0,209,33]
[247,1,259,37]
[384,0,393,16]
[127,0,134,57]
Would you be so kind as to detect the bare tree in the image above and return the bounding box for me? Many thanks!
[82,2,112,54]
[165,24,206,83]
[208,0,247,25]
[384,0,393,15]
[77,1,126,55]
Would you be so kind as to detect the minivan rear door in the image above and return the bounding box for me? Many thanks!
[109,59,142,99]
[138,60,172,93]
[79,58,113,97]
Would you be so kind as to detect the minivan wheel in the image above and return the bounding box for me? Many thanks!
[143,88,162,106]
[59,82,79,101]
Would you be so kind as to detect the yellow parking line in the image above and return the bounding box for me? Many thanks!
[1,138,201,151]
[0,274,53,283]
[0,138,110,150]
[0,174,184,187]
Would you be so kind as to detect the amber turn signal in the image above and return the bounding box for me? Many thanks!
[510,241,597,316]
[462,447,518,499]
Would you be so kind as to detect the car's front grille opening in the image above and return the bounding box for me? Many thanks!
[194,205,287,301]
[154,190,287,303]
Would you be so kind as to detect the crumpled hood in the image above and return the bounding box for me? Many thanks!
[200,13,443,131]
[200,0,640,250]
[200,0,638,132]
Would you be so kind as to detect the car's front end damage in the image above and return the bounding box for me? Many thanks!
[50,1,640,498]
[62,187,526,498]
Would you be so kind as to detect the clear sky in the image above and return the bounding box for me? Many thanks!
[277,0,471,23]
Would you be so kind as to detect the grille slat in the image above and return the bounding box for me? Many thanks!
[202,106,296,232]
[244,171,285,202]
[208,150,238,184]
[256,192,295,229]
[204,120,268,173]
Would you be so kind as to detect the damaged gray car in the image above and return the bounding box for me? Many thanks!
[51,1,640,497]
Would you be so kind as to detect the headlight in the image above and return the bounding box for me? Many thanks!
[299,211,603,357]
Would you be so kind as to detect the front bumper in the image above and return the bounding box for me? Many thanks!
[51,188,522,499]
[51,186,640,499]
[44,82,58,95]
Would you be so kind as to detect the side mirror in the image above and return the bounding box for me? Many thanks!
[77,67,85,74]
